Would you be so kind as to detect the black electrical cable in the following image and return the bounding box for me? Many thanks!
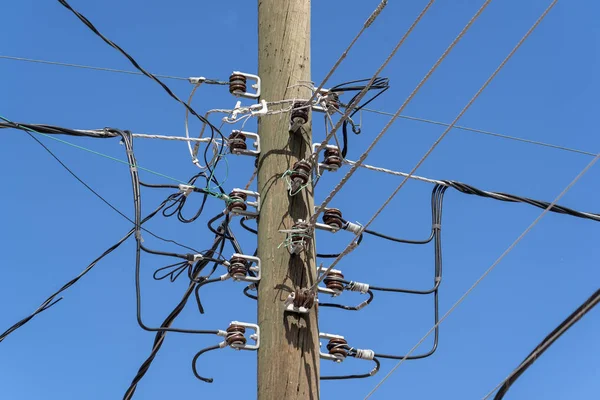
[0,120,112,138]
[194,277,223,314]
[141,174,216,223]
[56,0,228,187]
[0,195,174,344]
[328,77,390,157]
[191,344,223,383]
[123,226,227,400]
[443,179,600,223]
[1,117,200,253]
[321,354,381,381]
[319,289,374,311]
[110,127,223,335]
[493,287,600,400]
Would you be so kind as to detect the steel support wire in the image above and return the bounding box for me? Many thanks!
[311,0,492,225]
[313,0,544,290]
[310,0,437,171]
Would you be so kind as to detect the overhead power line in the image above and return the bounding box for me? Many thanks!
[359,107,596,157]
[485,287,600,400]
[0,54,190,81]
[3,53,590,158]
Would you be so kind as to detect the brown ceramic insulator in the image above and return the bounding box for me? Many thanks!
[292,288,315,309]
[225,324,247,347]
[323,147,342,169]
[327,338,349,358]
[323,270,345,292]
[228,256,249,279]
[227,190,248,212]
[291,102,309,125]
[228,131,247,152]
[229,74,247,95]
[290,160,311,185]
[322,208,344,229]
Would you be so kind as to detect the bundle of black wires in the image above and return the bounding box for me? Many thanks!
[329,77,390,157]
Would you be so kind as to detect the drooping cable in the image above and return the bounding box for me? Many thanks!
[486,287,600,400]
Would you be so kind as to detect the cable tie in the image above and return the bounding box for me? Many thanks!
[356,300,369,310]
[344,221,363,235]
[354,349,375,360]
[348,281,369,294]
[432,223,441,230]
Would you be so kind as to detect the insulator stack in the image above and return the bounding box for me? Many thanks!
[293,288,315,310]
[227,190,248,213]
[229,73,247,96]
[228,131,247,152]
[322,208,344,230]
[323,147,343,170]
[228,256,249,280]
[291,160,311,186]
[225,324,247,347]
[327,337,349,359]
[291,101,309,126]
[323,270,345,293]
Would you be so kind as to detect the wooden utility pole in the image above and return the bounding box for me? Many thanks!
[257,0,320,399]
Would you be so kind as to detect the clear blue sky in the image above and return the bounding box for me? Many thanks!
[1,1,598,399]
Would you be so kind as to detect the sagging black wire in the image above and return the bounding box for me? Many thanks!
[493,287,600,400]
[141,174,216,223]
[1,117,201,253]
[0,194,174,344]
[56,0,228,186]
[443,179,600,223]
[329,77,390,157]
[123,222,228,400]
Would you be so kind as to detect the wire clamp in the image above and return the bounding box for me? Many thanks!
[188,76,206,84]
